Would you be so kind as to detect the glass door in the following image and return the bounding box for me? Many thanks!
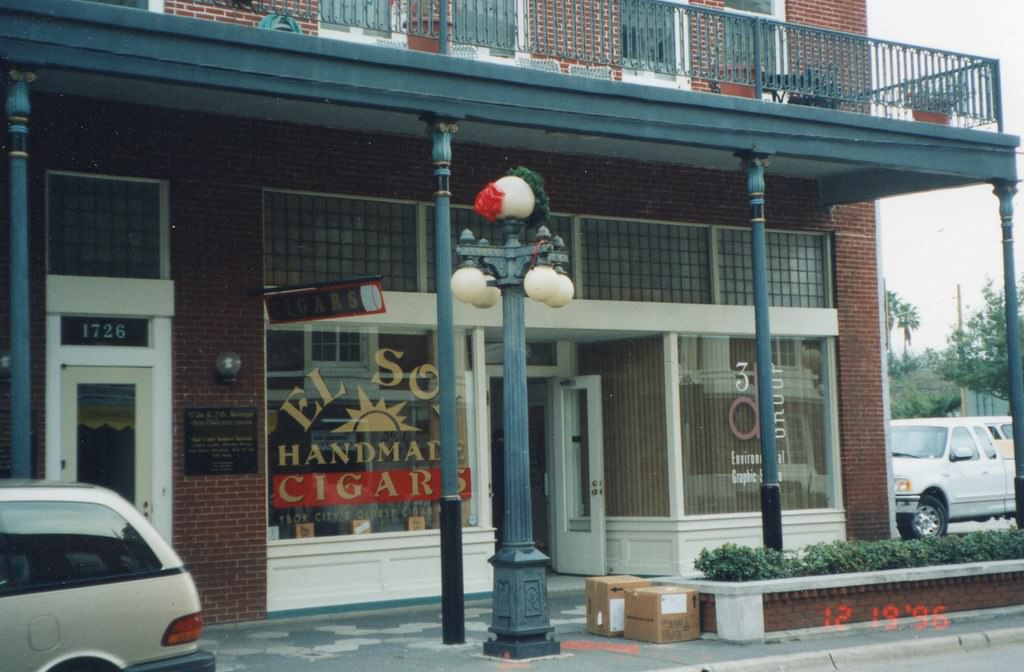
[61,367,152,518]
[550,375,605,575]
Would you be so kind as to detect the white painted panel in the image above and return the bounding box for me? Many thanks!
[269,558,384,611]
[47,275,175,316]
[336,292,839,339]
[267,530,495,613]
[604,510,847,576]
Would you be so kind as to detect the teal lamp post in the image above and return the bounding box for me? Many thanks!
[451,170,571,659]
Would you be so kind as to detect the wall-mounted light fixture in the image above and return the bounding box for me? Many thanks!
[215,351,241,384]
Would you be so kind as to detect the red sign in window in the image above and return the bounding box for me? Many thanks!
[273,468,472,508]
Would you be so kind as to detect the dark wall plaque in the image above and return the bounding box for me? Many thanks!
[185,407,258,476]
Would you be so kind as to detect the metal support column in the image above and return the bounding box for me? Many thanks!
[453,172,567,658]
[994,180,1024,523]
[430,119,465,644]
[480,218,559,660]
[741,152,782,551]
[7,69,34,479]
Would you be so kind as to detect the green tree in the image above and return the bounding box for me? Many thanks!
[941,279,1023,401]
[888,349,960,418]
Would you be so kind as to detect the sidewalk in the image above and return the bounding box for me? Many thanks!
[202,575,1024,672]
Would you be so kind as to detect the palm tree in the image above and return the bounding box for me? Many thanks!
[897,302,921,354]
[885,291,921,354]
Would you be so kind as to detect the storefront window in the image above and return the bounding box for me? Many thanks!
[579,336,670,517]
[266,325,474,539]
[679,335,834,515]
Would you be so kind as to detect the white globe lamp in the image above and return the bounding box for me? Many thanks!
[451,265,487,304]
[495,175,535,220]
[472,276,501,308]
[523,264,558,302]
[544,272,574,308]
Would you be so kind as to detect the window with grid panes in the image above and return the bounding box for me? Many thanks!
[717,228,828,307]
[264,192,418,290]
[311,328,363,363]
[47,173,163,279]
[580,218,710,303]
[425,206,573,292]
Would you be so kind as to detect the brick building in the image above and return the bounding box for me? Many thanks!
[0,0,1018,623]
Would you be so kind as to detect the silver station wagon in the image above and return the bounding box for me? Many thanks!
[0,482,215,672]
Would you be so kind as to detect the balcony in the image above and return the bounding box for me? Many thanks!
[197,0,1002,129]
[5,0,1017,207]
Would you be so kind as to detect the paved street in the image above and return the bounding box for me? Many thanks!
[826,643,1024,672]
[203,576,1024,672]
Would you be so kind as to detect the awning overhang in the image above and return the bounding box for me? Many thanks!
[1,0,1018,205]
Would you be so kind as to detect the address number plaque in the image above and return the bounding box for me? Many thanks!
[61,316,149,347]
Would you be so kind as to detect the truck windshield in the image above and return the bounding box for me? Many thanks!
[891,426,946,458]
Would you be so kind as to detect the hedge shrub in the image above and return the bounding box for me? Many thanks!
[694,529,1024,581]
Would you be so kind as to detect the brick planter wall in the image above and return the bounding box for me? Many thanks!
[680,560,1024,641]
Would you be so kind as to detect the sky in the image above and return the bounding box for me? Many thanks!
[866,0,1024,353]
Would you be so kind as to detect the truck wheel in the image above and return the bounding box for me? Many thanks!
[907,495,948,539]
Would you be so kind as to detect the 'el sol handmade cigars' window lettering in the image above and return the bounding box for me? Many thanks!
[678,336,836,515]
[266,326,473,539]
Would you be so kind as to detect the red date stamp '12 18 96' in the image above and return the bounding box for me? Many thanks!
[823,604,950,631]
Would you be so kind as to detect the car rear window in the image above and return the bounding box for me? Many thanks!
[0,501,162,594]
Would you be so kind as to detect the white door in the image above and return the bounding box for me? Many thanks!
[550,375,605,575]
[61,367,153,518]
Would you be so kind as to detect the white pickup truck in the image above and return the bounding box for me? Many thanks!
[891,417,1016,539]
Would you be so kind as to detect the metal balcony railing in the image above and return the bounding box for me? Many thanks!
[187,0,314,18]
[194,0,1003,129]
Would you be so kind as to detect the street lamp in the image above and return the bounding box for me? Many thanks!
[452,170,571,659]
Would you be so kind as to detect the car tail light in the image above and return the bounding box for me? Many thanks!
[162,612,204,646]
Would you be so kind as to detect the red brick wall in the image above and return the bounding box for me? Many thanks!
[832,202,888,540]
[164,1,320,35]
[766,571,1024,631]
[689,0,867,34]
[9,90,888,620]
[162,0,868,47]
[700,572,1024,633]
[170,177,268,623]
[787,0,867,34]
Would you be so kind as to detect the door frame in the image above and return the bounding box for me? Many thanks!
[45,297,174,540]
[549,374,606,575]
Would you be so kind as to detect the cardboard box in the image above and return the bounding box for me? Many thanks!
[405,516,426,531]
[585,575,651,636]
[624,586,700,643]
